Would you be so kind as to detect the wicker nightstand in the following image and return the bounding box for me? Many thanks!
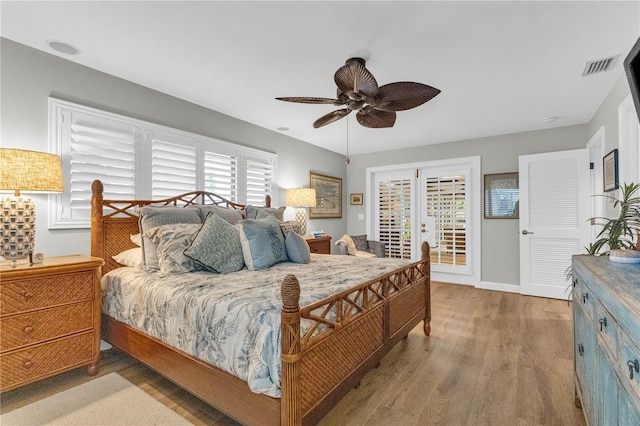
[0,255,103,392]
[305,235,332,254]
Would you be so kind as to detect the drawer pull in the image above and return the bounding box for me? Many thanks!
[599,317,608,332]
[23,360,34,370]
[578,343,584,357]
[573,278,578,288]
[21,291,34,300]
[628,359,639,380]
[23,325,33,334]
[582,292,589,303]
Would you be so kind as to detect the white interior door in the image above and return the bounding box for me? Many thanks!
[519,149,590,299]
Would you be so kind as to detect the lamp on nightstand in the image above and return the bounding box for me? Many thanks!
[286,187,316,236]
[0,148,63,266]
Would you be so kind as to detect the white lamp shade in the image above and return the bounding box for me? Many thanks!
[286,188,317,208]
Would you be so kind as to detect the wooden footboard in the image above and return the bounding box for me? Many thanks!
[91,179,430,426]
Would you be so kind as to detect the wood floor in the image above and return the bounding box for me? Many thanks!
[1,281,585,425]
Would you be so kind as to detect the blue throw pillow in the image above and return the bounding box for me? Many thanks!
[237,216,288,270]
[285,231,311,264]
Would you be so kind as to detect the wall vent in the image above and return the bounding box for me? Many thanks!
[582,55,619,77]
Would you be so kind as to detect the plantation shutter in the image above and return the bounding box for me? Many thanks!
[149,134,197,199]
[425,174,467,267]
[244,154,274,206]
[376,174,414,259]
[50,108,138,228]
[204,151,237,201]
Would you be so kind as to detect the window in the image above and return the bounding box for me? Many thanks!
[48,98,276,229]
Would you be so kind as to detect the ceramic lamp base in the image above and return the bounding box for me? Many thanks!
[295,207,308,236]
[0,196,35,262]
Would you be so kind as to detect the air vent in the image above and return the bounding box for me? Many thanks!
[582,55,619,76]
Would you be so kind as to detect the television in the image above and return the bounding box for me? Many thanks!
[623,36,640,122]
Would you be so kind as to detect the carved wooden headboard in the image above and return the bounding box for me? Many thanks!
[90,179,271,275]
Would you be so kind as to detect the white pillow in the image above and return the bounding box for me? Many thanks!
[112,247,144,269]
[130,233,142,247]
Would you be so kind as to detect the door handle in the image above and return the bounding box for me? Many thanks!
[521,230,534,235]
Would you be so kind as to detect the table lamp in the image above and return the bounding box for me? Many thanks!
[0,148,63,266]
[286,188,316,236]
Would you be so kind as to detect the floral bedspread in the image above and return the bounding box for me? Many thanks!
[101,254,409,397]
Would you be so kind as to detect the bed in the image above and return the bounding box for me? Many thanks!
[90,179,431,426]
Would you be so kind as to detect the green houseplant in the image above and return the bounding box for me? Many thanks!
[587,182,640,257]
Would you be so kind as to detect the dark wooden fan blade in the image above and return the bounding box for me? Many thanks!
[276,97,343,105]
[334,58,378,100]
[371,82,441,112]
[313,109,351,128]
[356,107,396,128]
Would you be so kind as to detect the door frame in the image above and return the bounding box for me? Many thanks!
[366,156,481,286]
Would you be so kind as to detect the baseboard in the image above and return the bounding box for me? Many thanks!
[477,280,520,293]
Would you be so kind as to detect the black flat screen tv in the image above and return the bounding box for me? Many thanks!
[624,36,640,122]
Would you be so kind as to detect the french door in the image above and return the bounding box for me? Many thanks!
[370,157,480,285]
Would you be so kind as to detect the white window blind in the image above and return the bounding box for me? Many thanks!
[377,177,413,259]
[425,175,467,267]
[48,98,276,229]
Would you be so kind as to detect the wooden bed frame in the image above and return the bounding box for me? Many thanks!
[90,180,431,426]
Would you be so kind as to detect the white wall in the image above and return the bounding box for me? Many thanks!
[1,38,348,256]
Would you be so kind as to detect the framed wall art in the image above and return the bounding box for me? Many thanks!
[309,172,342,218]
[484,172,519,219]
[350,193,363,205]
[603,149,619,192]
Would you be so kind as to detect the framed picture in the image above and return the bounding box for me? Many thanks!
[603,149,619,192]
[484,172,519,219]
[350,193,363,205]
[309,172,342,218]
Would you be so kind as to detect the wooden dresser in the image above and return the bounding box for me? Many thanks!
[572,255,640,425]
[305,235,332,254]
[0,255,103,392]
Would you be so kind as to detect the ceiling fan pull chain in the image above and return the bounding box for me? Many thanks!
[345,115,350,165]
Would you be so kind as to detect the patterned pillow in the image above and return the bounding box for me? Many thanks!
[237,216,289,270]
[145,223,204,273]
[138,206,201,272]
[184,212,245,274]
[244,205,286,221]
[196,205,243,224]
[280,220,302,236]
[285,231,311,264]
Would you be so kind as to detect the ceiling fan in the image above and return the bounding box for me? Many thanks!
[276,57,441,129]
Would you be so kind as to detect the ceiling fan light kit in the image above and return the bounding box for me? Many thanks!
[276,57,441,129]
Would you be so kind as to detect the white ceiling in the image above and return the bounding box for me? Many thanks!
[2,1,639,156]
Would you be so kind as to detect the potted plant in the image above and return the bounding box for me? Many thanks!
[587,182,640,262]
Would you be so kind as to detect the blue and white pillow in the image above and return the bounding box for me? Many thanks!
[237,215,289,270]
[285,231,311,264]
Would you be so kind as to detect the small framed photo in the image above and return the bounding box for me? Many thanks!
[350,193,363,205]
[484,172,519,219]
[603,149,619,192]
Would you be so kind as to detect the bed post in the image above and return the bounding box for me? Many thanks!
[421,241,432,336]
[91,180,104,260]
[281,274,302,426]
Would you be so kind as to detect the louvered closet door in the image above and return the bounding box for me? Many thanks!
[519,149,590,299]
[375,171,415,259]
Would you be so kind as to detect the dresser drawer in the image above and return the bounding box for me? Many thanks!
[620,331,640,402]
[0,301,94,352]
[576,280,595,320]
[596,301,619,359]
[0,332,94,391]
[0,271,94,316]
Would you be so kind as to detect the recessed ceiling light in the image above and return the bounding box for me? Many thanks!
[46,40,80,55]
[277,127,290,132]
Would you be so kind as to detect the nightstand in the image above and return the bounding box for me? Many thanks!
[0,255,103,392]
[305,235,332,254]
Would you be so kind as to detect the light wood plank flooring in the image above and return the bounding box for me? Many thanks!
[1,282,585,425]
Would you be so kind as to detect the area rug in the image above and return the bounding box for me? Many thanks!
[0,373,194,425]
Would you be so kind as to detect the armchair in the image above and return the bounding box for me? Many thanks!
[335,234,386,258]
